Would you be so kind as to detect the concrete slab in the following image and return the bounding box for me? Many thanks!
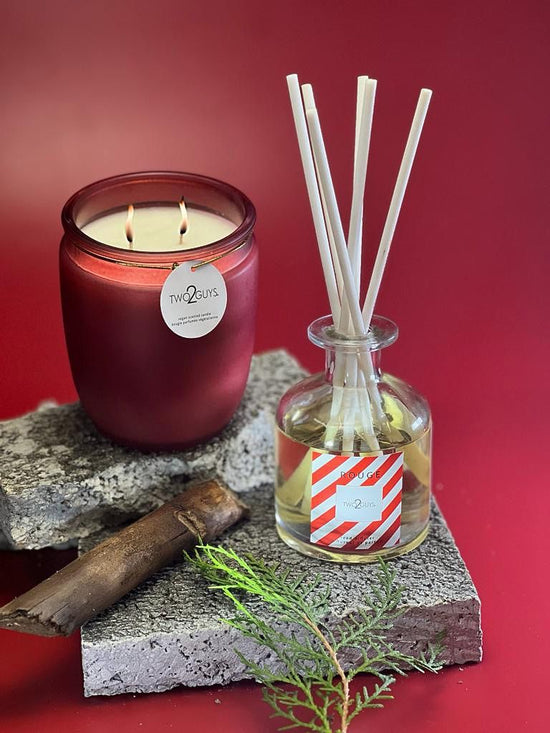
[81,489,482,697]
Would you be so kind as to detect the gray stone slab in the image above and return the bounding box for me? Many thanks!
[0,351,305,550]
[80,489,482,697]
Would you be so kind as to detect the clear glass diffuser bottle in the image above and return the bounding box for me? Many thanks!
[275,315,431,562]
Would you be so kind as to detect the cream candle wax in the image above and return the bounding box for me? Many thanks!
[82,204,236,251]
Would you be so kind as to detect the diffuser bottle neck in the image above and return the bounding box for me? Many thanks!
[307,314,399,385]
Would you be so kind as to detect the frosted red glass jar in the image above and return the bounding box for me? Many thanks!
[60,171,257,450]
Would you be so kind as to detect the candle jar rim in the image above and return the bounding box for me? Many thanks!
[61,170,256,265]
[307,314,398,353]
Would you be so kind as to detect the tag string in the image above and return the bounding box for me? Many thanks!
[190,239,248,270]
[88,238,249,271]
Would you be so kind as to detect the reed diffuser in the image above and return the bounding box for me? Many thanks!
[275,74,433,562]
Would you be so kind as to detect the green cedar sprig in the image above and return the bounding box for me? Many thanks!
[187,542,442,733]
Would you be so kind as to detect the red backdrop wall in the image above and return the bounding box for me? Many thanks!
[1,2,549,731]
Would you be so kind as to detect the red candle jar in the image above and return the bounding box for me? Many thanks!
[60,171,257,450]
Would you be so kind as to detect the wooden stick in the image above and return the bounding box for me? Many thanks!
[340,77,377,452]
[301,84,376,449]
[303,99,367,340]
[0,479,248,637]
[302,86,355,330]
[286,74,341,321]
[348,76,375,293]
[362,88,432,328]
[303,97,386,431]
[301,83,344,311]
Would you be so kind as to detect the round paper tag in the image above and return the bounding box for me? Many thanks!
[160,262,227,338]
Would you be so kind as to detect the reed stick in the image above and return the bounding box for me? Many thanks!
[335,79,378,451]
[301,82,367,450]
[362,88,432,328]
[303,96,387,432]
[286,75,432,459]
[286,74,341,321]
[301,83,345,310]
[348,77,376,294]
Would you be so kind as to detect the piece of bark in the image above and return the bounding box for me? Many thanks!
[0,479,248,637]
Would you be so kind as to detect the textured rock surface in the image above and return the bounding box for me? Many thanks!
[81,489,482,697]
[0,351,305,550]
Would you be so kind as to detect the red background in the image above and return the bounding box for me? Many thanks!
[1,1,549,731]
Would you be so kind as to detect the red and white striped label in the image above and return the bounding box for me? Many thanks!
[309,451,403,551]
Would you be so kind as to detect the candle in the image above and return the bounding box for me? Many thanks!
[82,204,236,251]
[60,172,257,450]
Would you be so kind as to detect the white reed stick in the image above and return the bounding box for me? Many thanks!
[296,84,368,450]
[302,83,363,445]
[301,83,345,308]
[348,76,376,293]
[362,88,432,328]
[286,74,341,321]
[354,77,368,173]
[338,76,373,444]
[302,96,365,339]
[341,360,357,449]
[303,94,386,426]
[338,76,376,340]
[320,189,345,307]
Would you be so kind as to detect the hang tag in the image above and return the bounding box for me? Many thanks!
[309,451,403,551]
[160,262,227,338]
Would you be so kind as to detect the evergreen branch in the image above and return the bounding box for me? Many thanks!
[188,544,329,623]
[345,676,395,725]
[264,686,331,732]
[300,614,350,729]
[187,540,443,732]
